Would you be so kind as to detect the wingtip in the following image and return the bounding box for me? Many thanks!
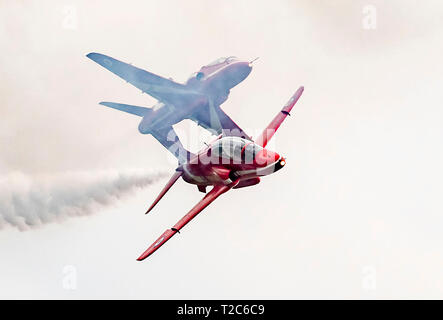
[86,52,107,61]
[291,86,304,101]
[137,251,150,261]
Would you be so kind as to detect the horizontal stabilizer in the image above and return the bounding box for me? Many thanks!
[99,102,151,117]
[146,170,183,214]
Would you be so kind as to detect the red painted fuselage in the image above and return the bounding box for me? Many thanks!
[180,136,286,188]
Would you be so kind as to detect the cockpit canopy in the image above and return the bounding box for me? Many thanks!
[187,56,238,82]
[187,57,239,83]
[211,137,261,163]
[206,56,238,67]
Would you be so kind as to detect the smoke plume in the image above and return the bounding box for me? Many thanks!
[0,169,167,231]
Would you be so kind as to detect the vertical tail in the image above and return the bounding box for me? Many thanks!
[254,86,304,148]
[150,127,194,165]
[99,101,194,164]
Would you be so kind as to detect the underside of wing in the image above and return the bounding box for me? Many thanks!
[190,105,252,140]
[87,52,204,106]
[137,184,231,261]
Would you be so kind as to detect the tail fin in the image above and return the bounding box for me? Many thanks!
[146,170,183,214]
[255,86,304,148]
[99,102,151,117]
[99,102,194,164]
[151,126,195,165]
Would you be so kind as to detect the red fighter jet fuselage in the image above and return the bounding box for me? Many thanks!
[138,86,304,260]
[181,137,285,189]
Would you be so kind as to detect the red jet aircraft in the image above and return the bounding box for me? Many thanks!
[86,53,254,163]
[137,86,304,260]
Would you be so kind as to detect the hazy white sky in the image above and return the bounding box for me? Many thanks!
[1,0,443,299]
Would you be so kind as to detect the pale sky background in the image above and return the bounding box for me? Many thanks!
[1,0,443,299]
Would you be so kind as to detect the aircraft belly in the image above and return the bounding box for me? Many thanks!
[182,163,232,186]
[148,98,206,132]
[182,165,208,185]
[145,105,185,132]
[149,108,178,130]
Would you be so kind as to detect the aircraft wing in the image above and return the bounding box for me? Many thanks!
[255,86,304,147]
[190,105,252,140]
[137,184,231,261]
[86,52,204,106]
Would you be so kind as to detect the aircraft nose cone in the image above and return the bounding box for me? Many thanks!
[273,157,286,172]
[239,61,252,77]
[254,149,280,166]
[230,61,252,84]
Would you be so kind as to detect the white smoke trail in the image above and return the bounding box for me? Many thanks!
[0,169,168,231]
